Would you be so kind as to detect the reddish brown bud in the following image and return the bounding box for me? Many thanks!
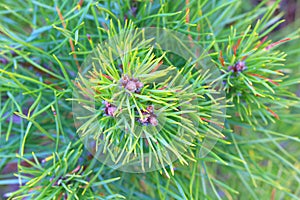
[125,81,137,92]
[149,116,158,126]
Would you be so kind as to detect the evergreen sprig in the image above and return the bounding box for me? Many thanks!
[7,143,124,200]
[215,22,295,127]
[73,22,225,176]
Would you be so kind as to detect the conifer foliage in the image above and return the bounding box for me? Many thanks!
[0,0,299,199]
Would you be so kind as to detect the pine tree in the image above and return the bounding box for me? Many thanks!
[0,0,299,199]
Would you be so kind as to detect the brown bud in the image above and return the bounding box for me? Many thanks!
[125,81,137,92]
[149,116,158,126]
[107,106,117,116]
[136,81,144,89]
[146,105,154,113]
